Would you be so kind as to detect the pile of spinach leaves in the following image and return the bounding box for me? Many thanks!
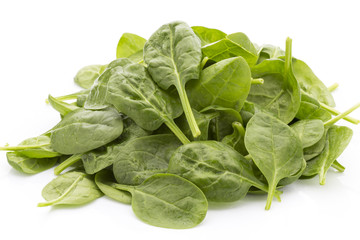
[1,21,359,229]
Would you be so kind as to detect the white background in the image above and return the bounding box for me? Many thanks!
[1,0,360,239]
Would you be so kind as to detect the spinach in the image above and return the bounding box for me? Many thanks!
[113,134,181,185]
[221,121,247,155]
[0,135,61,158]
[95,169,132,204]
[144,21,202,138]
[50,108,123,154]
[113,173,208,229]
[187,56,252,111]
[168,141,279,202]
[191,26,226,46]
[245,112,304,209]
[2,21,359,229]
[202,32,258,66]
[104,59,189,144]
[6,152,58,174]
[302,126,353,184]
[38,171,103,207]
[116,33,146,62]
[74,64,107,89]
[247,38,301,124]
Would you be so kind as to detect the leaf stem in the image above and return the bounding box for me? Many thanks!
[332,160,345,172]
[200,57,209,69]
[177,84,201,138]
[320,102,360,124]
[324,102,360,127]
[0,144,50,151]
[265,180,277,210]
[284,37,292,77]
[327,83,339,92]
[54,154,82,175]
[164,119,190,145]
[37,175,83,207]
[251,78,264,85]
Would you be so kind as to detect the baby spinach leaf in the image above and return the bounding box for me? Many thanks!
[256,44,284,64]
[191,26,226,46]
[84,58,134,110]
[113,134,181,185]
[116,33,146,62]
[168,141,276,202]
[221,121,247,155]
[143,21,202,138]
[95,169,132,204]
[201,105,243,141]
[38,171,103,207]
[245,112,304,209]
[48,95,79,116]
[6,152,58,174]
[188,56,252,111]
[50,108,123,154]
[292,58,335,107]
[74,64,107,89]
[105,60,189,144]
[202,32,258,66]
[290,119,325,148]
[0,135,61,158]
[113,173,208,229]
[247,38,300,124]
[296,92,332,122]
[302,125,353,184]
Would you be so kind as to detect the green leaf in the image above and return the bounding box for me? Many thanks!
[74,64,107,89]
[256,44,284,64]
[6,152,58,174]
[48,95,79,116]
[113,173,208,229]
[95,169,131,204]
[202,32,258,66]
[116,33,146,62]
[188,56,252,111]
[144,21,202,138]
[50,108,123,154]
[38,171,103,207]
[191,26,226,46]
[302,125,353,184]
[290,119,325,148]
[296,92,332,122]
[113,134,181,185]
[105,60,189,144]
[245,112,304,209]
[168,141,275,202]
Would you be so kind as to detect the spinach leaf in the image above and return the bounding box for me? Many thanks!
[6,152,58,174]
[143,21,202,138]
[191,26,226,46]
[202,32,258,66]
[105,59,189,144]
[221,121,247,155]
[116,33,146,62]
[113,173,208,229]
[95,169,132,204]
[290,119,324,148]
[48,94,79,116]
[168,141,277,202]
[292,58,335,107]
[113,134,181,185]
[201,105,243,141]
[188,56,251,111]
[84,58,134,110]
[0,135,61,158]
[245,112,304,209]
[256,44,284,64]
[38,171,103,207]
[302,125,353,184]
[296,92,332,122]
[74,64,107,89]
[50,108,123,154]
[247,38,301,124]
